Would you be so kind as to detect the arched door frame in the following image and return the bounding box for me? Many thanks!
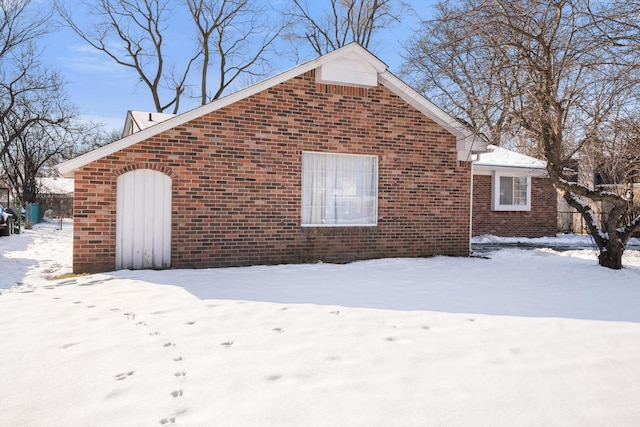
[115,168,172,270]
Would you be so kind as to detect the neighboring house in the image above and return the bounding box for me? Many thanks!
[56,43,486,274]
[472,145,557,237]
[122,111,177,138]
[37,177,74,219]
[558,155,640,235]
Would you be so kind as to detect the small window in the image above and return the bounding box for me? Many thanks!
[302,152,378,226]
[492,173,531,211]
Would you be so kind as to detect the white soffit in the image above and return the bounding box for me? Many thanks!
[316,51,379,87]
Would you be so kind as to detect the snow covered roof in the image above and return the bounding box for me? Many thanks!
[473,145,548,177]
[121,111,176,138]
[56,43,487,178]
[38,177,74,195]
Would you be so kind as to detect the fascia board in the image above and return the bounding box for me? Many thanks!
[56,44,477,177]
[57,44,385,178]
[56,60,325,178]
[473,163,549,177]
[377,71,487,155]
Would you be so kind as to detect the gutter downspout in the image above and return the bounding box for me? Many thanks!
[469,161,474,255]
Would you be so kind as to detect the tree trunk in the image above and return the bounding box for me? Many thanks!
[598,237,624,269]
[22,177,38,204]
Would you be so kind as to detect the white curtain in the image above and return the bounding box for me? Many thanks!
[302,152,377,225]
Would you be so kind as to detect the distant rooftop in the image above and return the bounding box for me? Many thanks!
[474,145,546,170]
[122,111,176,138]
[38,177,74,195]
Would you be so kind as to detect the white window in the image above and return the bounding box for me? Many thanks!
[302,152,378,226]
[491,172,531,211]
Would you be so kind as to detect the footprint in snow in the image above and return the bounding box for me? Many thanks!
[78,280,100,286]
[115,371,135,381]
[60,342,80,349]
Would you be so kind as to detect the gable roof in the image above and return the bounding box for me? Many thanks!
[57,43,486,177]
[121,110,177,137]
[473,145,548,177]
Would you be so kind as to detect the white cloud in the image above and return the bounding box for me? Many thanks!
[62,44,128,75]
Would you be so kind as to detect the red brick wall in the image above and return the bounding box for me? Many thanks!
[72,70,472,273]
[472,174,557,237]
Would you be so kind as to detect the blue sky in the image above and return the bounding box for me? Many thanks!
[39,1,436,132]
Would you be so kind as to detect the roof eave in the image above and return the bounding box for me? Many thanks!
[377,71,488,160]
[56,43,484,175]
[56,48,345,178]
[473,162,549,177]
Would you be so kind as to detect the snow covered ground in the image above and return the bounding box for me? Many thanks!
[1,222,640,426]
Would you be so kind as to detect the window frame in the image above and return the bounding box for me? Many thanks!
[491,171,532,211]
[301,151,379,227]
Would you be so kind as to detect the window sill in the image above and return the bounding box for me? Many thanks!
[301,223,378,227]
[492,205,531,212]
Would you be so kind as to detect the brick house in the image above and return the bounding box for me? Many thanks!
[57,43,486,274]
[472,145,557,237]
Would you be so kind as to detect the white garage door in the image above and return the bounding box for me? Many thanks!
[116,169,172,270]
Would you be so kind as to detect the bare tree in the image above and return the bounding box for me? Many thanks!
[580,115,640,221]
[284,0,410,56]
[586,0,640,54]
[1,0,49,58]
[0,117,114,205]
[58,0,283,112]
[2,120,70,203]
[404,0,640,269]
[57,0,200,114]
[1,1,74,161]
[187,0,282,105]
[0,0,80,206]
